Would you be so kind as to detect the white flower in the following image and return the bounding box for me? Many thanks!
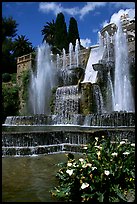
[111,152,118,156]
[95,137,98,141]
[120,141,125,145]
[79,158,84,162]
[67,162,72,167]
[123,152,130,155]
[95,145,102,150]
[92,166,97,171]
[82,163,92,168]
[83,146,88,149]
[81,182,89,189]
[66,169,73,176]
[131,143,135,147]
[104,170,110,176]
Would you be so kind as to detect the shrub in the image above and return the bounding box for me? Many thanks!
[51,135,135,202]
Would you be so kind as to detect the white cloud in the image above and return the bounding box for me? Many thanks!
[39,2,63,15]
[101,8,135,29]
[79,2,107,19]
[102,20,109,28]
[111,2,135,9]
[39,2,107,19]
[92,28,99,33]
[80,38,91,48]
[110,9,135,25]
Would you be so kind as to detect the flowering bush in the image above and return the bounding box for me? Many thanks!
[51,135,135,202]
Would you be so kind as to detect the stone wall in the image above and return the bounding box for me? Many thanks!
[17,53,34,114]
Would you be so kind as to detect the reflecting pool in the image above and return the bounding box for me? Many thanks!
[2,153,81,202]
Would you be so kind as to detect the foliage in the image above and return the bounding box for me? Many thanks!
[13,35,34,58]
[41,13,81,54]
[2,16,34,74]
[2,16,18,42]
[50,86,58,114]
[54,12,68,54]
[22,69,31,101]
[68,17,80,48]
[51,136,135,202]
[2,82,19,123]
[42,20,56,46]
[2,73,11,82]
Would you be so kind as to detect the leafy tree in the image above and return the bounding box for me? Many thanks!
[68,17,80,48]
[2,16,34,74]
[2,83,19,123]
[2,16,18,43]
[41,19,56,46]
[54,12,68,54]
[13,35,34,58]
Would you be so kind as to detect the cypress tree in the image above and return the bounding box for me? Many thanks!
[68,17,80,48]
[54,12,68,54]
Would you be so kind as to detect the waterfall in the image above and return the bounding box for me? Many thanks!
[83,32,104,83]
[29,42,57,114]
[54,85,79,124]
[92,84,105,114]
[114,21,134,112]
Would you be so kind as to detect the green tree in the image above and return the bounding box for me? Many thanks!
[2,83,19,123]
[2,17,18,73]
[54,12,68,54]
[2,16,18,43]
[13,35,34,58]
[68,17,80,48]
[41,19,56,45]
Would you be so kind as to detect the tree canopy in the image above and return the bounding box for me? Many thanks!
[41,13,81,54]
[2,16,34,74]
[68,17,80,48]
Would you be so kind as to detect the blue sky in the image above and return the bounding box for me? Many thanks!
[2,2,135,48]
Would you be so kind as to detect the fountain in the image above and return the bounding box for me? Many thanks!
[114,20,134,112]
[2,15,135,157]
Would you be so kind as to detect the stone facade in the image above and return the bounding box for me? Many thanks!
[17,53,34,114]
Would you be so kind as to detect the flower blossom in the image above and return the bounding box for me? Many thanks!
[131,143,135,147]
[120,141,125,145]
[111,152,118,156]
[67,162,72,167]
[81,182,89,189]
[104,170,110,176]
[92,166,97,171]
[79,158,84,162]
[66,169,73,176]
[123,151,130,155]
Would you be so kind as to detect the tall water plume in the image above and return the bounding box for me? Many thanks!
[104,31,115,112]
[75,39,80,67]
[69,43,73,69]
[114,21,134,112]
[29,42,57,114]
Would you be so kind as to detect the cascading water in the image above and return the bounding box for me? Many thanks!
[54,85,79,124]
[92,84,105,114]
[114,20,134,112]
[29,42,57,114]
[83,32,104,83]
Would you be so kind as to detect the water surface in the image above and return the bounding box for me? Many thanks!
[2,153,80,202]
